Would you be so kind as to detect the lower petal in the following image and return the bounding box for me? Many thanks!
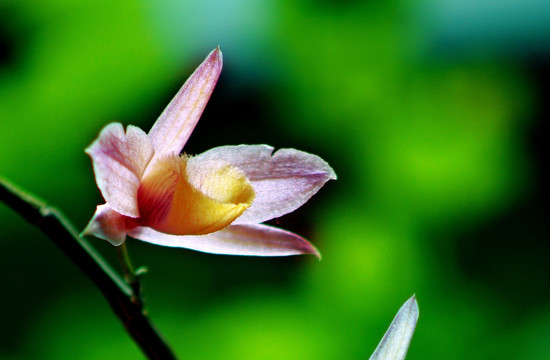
[127,224,320,258]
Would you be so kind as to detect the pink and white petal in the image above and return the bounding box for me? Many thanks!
[148,48,222,161]
[128,224,321,258]
[191,145,337,224]
[86,123,154,217]
[81,204,128,246]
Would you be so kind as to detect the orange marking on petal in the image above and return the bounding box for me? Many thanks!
[137,157,179,227]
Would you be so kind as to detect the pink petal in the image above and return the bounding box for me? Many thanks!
[86,123,154,217]
[127,224,321,258]
[80,204,128,246]
[191,145,336,224]
[148,48,223,161]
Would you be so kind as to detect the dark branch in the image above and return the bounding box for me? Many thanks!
[0,177,177,360]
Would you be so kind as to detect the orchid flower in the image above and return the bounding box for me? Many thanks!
[82,48,336,257]
[369,296,419,360]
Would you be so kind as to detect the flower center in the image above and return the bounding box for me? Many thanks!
[137,155,255,235]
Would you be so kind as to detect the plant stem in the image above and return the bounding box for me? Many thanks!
[0,177,177,360]
[117,241,145,307]
[117,242,136,283]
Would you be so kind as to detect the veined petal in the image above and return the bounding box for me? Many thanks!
[137,155,254,236]
[80,204,128,246]
[369,296,419,360]
[148,48,222,162]
[127,224,320,258]
[85,123,154,217]
[193,145,337,224]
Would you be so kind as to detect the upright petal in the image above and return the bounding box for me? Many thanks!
[137,155,254,235]
[81,204,128,246]
[86,123,154,217]
[369,296,419,360]
[148,48,223,161]
[192,145,337,224]
[127,223,320,258]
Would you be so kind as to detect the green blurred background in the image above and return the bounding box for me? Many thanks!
[1,0,549,358]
